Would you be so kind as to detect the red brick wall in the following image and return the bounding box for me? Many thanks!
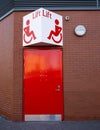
[0,14,14,120]
[61,11,100,120]
[0,10,100,121]
[0,13,23,121]
[13,12,23,121]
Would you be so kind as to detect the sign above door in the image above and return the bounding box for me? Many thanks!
[23,8,63,46]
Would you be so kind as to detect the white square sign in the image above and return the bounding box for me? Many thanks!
[23,8,63,46]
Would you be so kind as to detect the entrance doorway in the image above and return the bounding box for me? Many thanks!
[24,48,63,121]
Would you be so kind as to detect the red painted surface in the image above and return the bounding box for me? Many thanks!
[24,49,63,119]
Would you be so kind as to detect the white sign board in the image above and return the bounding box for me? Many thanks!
[23,8,63,46]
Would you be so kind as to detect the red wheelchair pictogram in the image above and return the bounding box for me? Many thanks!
[47,19,62,44]
[23,19,37,44]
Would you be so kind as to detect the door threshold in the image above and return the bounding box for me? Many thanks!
[25,114,62,121]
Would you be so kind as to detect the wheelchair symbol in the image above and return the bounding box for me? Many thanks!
[47,19,62,44]
[23,19,37,44]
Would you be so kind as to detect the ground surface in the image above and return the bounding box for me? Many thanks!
[0,116,100,130]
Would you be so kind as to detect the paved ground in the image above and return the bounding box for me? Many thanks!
[0,116,100,130]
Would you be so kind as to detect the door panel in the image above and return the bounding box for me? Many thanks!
[24,49,63,121]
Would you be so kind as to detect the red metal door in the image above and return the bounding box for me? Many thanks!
[24,49,63,121]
